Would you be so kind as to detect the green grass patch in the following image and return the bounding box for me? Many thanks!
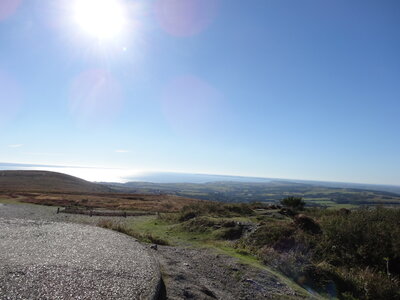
[97,217,170,245]
[125,215,315,298]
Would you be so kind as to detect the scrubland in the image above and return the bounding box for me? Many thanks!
[98,202,400,299]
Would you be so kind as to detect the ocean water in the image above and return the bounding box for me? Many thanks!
[0,163,271,184]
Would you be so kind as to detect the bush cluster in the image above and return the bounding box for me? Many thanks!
[280,196,305,210]
[315,207,400,275]
[178,202,254,221]
[240,207,400,299]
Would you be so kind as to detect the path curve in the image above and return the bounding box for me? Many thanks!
[0,218,163,299]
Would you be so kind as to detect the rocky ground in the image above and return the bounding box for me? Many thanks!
[152,246,302,300]
[0,202,312,299]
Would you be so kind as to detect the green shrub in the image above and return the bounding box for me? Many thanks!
[315,207,400,275]
[280,196,305,210]
[178,202,254,221]
[258,246,314,284]
[244,222,295,250]
[179,211,198,221]
[331,266,400,300]
[221,220,236,227]
[293,214,321,234]
[240,207,400,299]
[214,226,243,240]
[181,216,218,232]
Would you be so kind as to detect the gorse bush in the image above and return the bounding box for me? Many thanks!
[330,266,400,300]
[178,202,254,221]
[232,206,400,299]
[280,196,305,210]
[315,207,400,275]
[244,222,295,250]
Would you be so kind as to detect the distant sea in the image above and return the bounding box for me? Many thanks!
[0,162,270,183]
[1,162,399,195]
[0,162,131,182]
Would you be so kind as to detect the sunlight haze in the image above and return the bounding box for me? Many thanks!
[0,0,399,185]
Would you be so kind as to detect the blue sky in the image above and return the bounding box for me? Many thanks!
[0,0,399,185]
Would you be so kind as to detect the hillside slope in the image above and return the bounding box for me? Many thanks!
[0,170,112,193]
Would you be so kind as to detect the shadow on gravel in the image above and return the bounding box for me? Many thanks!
[155,278,167,300]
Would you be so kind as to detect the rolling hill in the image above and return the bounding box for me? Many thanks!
[0,170,113,193]
[0,170,201,212]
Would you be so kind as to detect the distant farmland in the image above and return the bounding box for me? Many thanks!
[106,181,400,208]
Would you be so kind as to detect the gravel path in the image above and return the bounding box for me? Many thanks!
[0,202,129,224]
[0,206,163,299]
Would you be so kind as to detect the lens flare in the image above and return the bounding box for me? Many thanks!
[155,0,219,37]
[69,69,123,125]
[0,0,21,21]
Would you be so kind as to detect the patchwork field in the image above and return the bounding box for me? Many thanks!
[107,181,400,208]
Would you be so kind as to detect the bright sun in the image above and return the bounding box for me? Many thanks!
[72,0,126,39]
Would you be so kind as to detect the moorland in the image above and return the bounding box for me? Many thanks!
[1,170,399,299]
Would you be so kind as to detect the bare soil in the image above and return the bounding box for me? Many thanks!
[150,246,305,300]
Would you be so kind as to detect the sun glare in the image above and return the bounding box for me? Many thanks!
[72,0,126,39]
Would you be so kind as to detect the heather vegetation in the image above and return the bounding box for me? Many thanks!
[280,196,306,210]
[105,200,400,299]
[246,206,400,299]
[177,202,254,221]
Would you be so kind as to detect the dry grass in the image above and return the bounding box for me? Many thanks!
[0,191,201,213]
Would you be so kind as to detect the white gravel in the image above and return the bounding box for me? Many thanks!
[0,217,162,299]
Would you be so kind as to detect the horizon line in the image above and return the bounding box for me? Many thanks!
[1,161,399,188]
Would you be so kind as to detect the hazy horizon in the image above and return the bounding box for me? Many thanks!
[1,162,400,189]
[1,0,399,185]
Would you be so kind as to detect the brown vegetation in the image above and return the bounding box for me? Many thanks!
[0,170,202,212]
[0,191,201,213]
[0,170,111,193]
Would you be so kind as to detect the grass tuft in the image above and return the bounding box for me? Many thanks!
[97,219,169,245]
